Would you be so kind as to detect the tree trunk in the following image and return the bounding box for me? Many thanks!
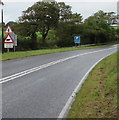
[42,27,50,47]
[31,33,37,50]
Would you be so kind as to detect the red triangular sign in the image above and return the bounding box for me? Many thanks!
[5,25,13,33]
[4,34,14,43]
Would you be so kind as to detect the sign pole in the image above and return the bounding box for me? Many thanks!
[14,45,15,52]
[1,8,4,53]
[7,48,9,53]
[74,36,81,47]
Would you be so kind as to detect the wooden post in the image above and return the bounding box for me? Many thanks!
[7,48,9,53]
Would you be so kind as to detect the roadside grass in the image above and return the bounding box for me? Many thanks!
[0,44,117,61]
[67,51,118,118]
[112,26,119,29]
[0,30,2,36]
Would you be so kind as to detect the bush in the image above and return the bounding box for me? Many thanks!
[45,30,59,48]
[16,36,32,51]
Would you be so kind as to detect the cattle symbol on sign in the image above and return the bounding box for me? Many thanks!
[5,25,13,33]
[4,34,14,43]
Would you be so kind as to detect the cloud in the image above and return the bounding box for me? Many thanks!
[2,0,118,3]
[1,0,117,23]
[3,0,39,3]
[59,0,118,2]
[0,14,11,23]
[4,15,11,22]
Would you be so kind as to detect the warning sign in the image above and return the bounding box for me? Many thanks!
[4,34,14,43]
[5,25,13,33]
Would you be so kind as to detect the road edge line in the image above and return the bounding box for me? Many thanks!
[58,53,113,118]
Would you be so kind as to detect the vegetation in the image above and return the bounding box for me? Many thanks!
[1,2,119,52]
[0,28,1,36]
[112,26,119,29]
[1,44,114,61]
[67,51,118,118]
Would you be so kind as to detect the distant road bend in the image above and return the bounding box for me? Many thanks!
[1,45,117,118]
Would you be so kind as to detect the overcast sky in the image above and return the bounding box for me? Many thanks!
[0,0,118,23]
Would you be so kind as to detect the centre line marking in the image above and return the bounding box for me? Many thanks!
[0,47,116,84]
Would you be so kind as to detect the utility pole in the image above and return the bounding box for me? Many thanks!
[0,0,4,53]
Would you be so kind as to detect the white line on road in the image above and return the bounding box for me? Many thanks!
[0,47,116,84]
[58,55,110,118]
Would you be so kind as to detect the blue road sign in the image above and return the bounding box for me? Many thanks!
[74,36,80,43]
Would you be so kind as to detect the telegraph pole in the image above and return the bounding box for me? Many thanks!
[2,8,4,53]
[0,0,4,53]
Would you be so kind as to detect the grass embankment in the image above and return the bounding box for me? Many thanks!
[67,51,118,118]
[112,26,119,29]
[0,44,116,61]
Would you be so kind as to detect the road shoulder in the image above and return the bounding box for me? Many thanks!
[67,51,118,118]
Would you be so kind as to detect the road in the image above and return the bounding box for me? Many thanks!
[1,45,117,118]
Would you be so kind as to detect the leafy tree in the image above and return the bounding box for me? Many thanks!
[6,21,17,27]
[15,2,59,49]
[55,22,83,47]
[106,12,117,25]
[94,10,108,21]
[82,10,115,44]
[56,2,72,22]
[45,29,58,48]
[94,11,118,25]
[69,13,83,24]
[55,3,82,23]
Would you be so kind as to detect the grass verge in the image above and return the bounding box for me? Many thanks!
[1,44,116,61]
[67,51,118,118]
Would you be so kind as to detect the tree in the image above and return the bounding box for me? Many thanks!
[56,2,72,22]
[16,2,59,49]
[6,21,17,27]
[94,10,118,25]
[69,13,83,24]
[107,12,117,25]
[83,10,115,44]
[94,10,108,21]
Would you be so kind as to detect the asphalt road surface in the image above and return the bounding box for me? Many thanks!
[2,45,117,118]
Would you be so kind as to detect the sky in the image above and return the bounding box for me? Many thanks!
[0,0,118,23]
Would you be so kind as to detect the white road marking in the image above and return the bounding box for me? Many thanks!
[0,47,116,84]
[58,55,109,118]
